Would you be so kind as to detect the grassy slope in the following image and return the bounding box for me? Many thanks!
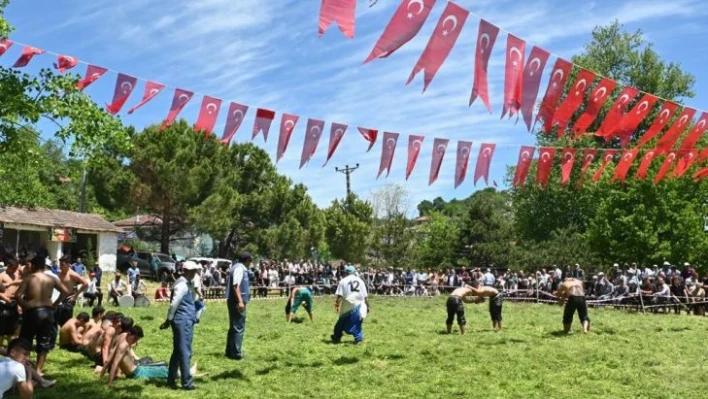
[25,297,708,399]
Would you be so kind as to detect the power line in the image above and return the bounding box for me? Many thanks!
[335,164,360,197]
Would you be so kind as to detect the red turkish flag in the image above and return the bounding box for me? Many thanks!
[673,149,698,178]
[220,102,249,144]
[105,73,138,115]
[300,118,325,168]
[536,147,556,188]
[550,69,596,136]
[358,127,378,152]
[429,138,449,185]
[252,108,275,142]
[677,112,708,150]
[513,146,535,187]
[364,0,436,63]
[12,45,44,68]
[455,141,473,188]
[319,0,356,39]
[536,58,572,133]
[501,34,525,119]
[378,132,399,178]
[194,96,222,134]
[76,65,108,90]
[469,19,500,113]
[405,135,425,180]
[654,151,678,184]
[595,87,639,138]
[277,114,300,163]
[635,150,657,180]
[655,108,696,154]
[580,149,598,177]
[692,167,708,182]
[407,2,468,92]
[616,93,658,141]
[634,101,679,148]
[573,78,617,137]
[323,123,348,166]
[698,148,708,163]
[592,150,617,182]
[0,39,13,57]
[560,148,576,185]
[612,149,638,183]
[474,143,496,186]
[127,81,165,114]
[161,88,194,130]
[520,46,550,131]
[53,55,78,73]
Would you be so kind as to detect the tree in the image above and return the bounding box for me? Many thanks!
[411,211,459,269]
[369,184,415,268]
[324,194,373,263]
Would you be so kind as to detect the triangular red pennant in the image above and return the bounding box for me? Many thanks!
[0,39,13,57]
[220,102,249,144]
[616,94,658,142]
[12,45,44,68]
[655,108,696,154]
[572,78,617,137]
[194,96,222,135]
[77,65,108,90]
[53,55,78,73]
[323,123,348,166]
[550,69,596,136]
[612,149,638,183]
[677,112,708,150]
[536,58,572,133]
[358,127,378,152]
[634,101,679,148]
[161,88,194,130]
[654,151,677,184]
[364,0,436,63]
[536,147,555,188]
[592,150,618,182]
[127,81,165,114]
[406,2,469,92]
[520,46,550,131]
[560,148,576,185]
[469,19,500,113]
[252,108,275,142]
[429,138,449,185]
[673,149,698,178]
[636,150,656,180]
[595,87,639,138]
[406,135,425,180]
[580,149,598,177]
[474,143,496,185]
[501,34,525,119]
[277,114,300,162]
[300,118,325,168]
[105,73,138,115]
[513,146,535,187]
[378,132,399,178]
[319,0,356,39]
[454,141,473,188]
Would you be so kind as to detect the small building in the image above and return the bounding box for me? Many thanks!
[0,206,123,272]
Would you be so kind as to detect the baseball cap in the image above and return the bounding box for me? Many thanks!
[663,261,670,266]
[182,260,201,271]
[344,265,356,274]
[684,262,690,266]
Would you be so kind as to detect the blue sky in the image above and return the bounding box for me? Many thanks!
[4,0,708,212]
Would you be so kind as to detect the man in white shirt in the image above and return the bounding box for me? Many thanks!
[331,265,370,344]
[0,338,33,399]
[84,272,103,307]
[483,269,496,287]
[225,253,252,361]
[108,273,129,306]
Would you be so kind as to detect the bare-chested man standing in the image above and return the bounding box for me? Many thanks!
[466,282,504,332]
[554,278,591,334]
[446,285,478,335]
[15,256,70,375]
[0,258,23,347]
[55,256,88,329]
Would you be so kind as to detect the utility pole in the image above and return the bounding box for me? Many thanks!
[335,164,359,197]
[79,167,87,213]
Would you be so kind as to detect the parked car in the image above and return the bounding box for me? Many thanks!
[116,250,176,281]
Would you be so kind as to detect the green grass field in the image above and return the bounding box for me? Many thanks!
[22,297,708,399]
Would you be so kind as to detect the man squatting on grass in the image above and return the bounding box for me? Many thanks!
[446,280,504,334]
[554,278,591,334]
[285,286,314,323]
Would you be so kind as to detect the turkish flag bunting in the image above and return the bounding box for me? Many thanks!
[429,138,449,185]
[277,114,300,162]
[634,101,679,148]
[520,46,550,131]
[105,73,138,115]
[501,34,525,119]
[612,149,638,183]
[616,93,658,142]
[673,149,698,178]
[698,148,708,164]
[378,132,400,178]
[592,150,617,182]
[513,146,535,187]
[469,19,500,113]
[580,149,598,177]
[53,55,78,73]
[474,143,496,186]
[654,108,696,154]
[536,58,572,133]
[454,141,473,188]
[573,78,617,137]
[678,112,708,150]
[595,87,639,138]
[0,39,13,57]
[654,151,678,184]
[364,0,436,63]
[692,167,708,182]
[193,96,222,134]
[560,148,576,185]
[319,0,356,39]
[252,108,275,142]
[358,127,378,152]
[300,118,325,168]
[405,135,425,180]
[536,147,556,188]
[127,81,165,114]
[220,102,249,144]
[12,45,44,68]
[550,69,596,136]
[161,88,194,130]
[635,150,657,180]
[77,65,108,90]
[323,123,348,166]
[407,2,468,92]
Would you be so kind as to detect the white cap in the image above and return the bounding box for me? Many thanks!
[182,260,201,271]
[0,262,4,267]
[663,261,670,266]
[613,263,619,267]
[684,262,690,266]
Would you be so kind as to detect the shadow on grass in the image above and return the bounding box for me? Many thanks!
[436,330,453,335]
[140,315,155,321]
[332,356,359,366]
[255,365,278,375]
[211,369,249,381]
[291,317,305,324]
[320,339,361,346]
[548,330,571,337]
[489,338,528,345]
